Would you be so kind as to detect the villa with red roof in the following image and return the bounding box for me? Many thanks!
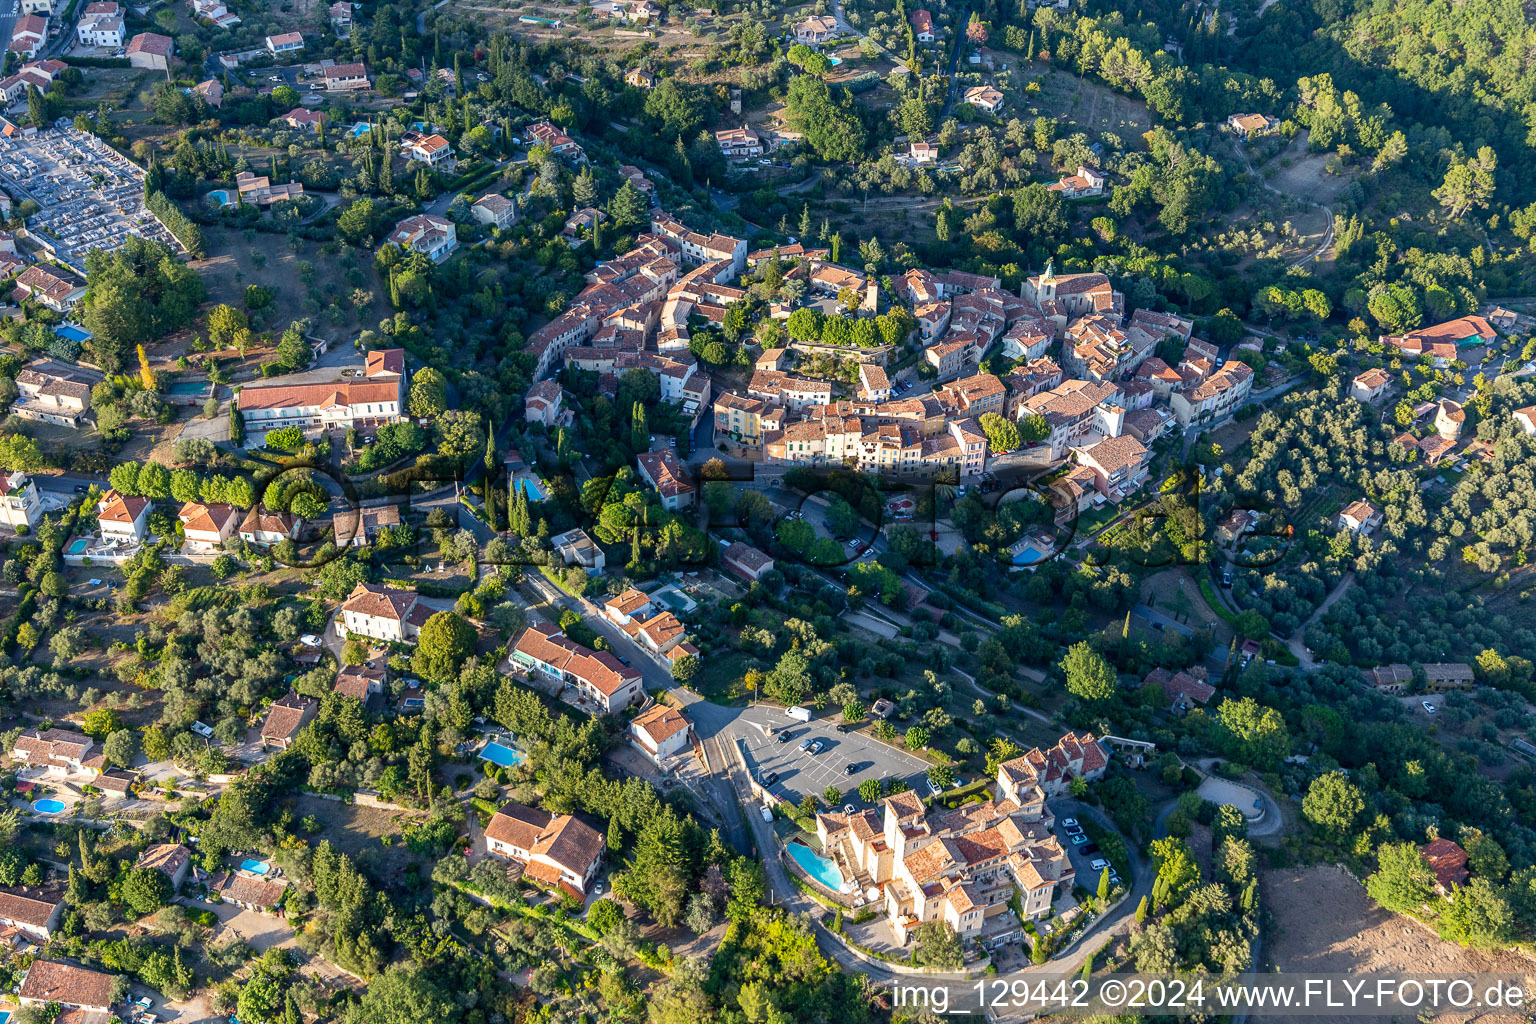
[96,490,150,544]
[338,582,431,643]
[511,621,644,714]
[484,802,607,898]
[629,704,693,765]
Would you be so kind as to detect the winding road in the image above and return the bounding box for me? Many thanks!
[1230,139,1335,270]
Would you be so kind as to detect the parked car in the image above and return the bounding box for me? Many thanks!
[759,804,773,823]
[1221,570,1233,587]
[761,771,779,785]
[799,738,815,751]
[777,731,794,743]
[1089,858,1109,871]
[1422,701,1437,714]
[844,762,858,775]
[807,740,826,755]
[1071,834,1088,845]
[1065,824,1083,836]
[1061,817,1078,828]
[842,803,855,814]
[835,724,850,733]
[299,634,321,646]
[1080,843,1100,856]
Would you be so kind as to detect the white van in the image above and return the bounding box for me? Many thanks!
[760,804,774,823]
[786,706,812,723]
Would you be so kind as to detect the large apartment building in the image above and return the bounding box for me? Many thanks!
[816,732,1106,948]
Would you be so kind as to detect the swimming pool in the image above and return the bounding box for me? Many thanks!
[67,538,88,554]
[240,859,270,875]
[786,841,846,891]
[167,380,209,396]
[828,55,844,65]
[54,324,90,343]
[1012,545,1048,566]
[480,741,524,768]
[31,799,65,814]
[208,189,233,207]
[513,478,547,501]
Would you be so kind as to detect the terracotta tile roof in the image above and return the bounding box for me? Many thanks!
[136,844,191,880]
[486,802,605,881]
[1354,368,1392,389]
[1421,837,1469,891]
[237,377,399,412]
[631,703,691,745]
[96,490,149,525]
[177,501,239,536]
[722,541,773,575]
[340,582,417,621]
[333,663,384,700]
[125,31,173,56]
[605,588,652,617]
[0,885,63,928]
[511,622,639,697]
[636,450,693,499]
[15,728,92,769]
[19,960,115,1010]
[260,692,316,742]
[212,872,289,908]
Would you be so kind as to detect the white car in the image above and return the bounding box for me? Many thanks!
[299,634,322,646]
[593,881,605,895]
[1422,701,1437,714]
[1061,817,1078,828]
[1089,858,1109,872]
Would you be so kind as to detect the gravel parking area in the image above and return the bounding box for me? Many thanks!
[735,706,930,807]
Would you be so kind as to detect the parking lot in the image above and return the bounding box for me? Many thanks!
[1054,816,1118,889]
[734,706,932,808]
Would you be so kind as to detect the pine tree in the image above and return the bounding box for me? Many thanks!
[573,166,596,207]
[799,203,811,238]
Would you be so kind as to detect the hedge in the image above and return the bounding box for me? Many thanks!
[65,56,131,68]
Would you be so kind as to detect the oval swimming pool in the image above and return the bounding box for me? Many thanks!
[31,799,66,814]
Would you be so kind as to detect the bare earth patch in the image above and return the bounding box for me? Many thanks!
[1262,864,1536,1023]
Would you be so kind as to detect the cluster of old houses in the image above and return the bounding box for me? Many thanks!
[702,260,1253,519]
[815,731,1105,946]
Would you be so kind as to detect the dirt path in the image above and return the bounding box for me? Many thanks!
[1231,138,1335,269]
[1285,571,1353,668]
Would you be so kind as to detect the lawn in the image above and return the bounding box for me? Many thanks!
[691,648,760,706]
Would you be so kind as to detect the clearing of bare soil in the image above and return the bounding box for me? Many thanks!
[1262,132,1354,204]
[1263,864,1536,1023]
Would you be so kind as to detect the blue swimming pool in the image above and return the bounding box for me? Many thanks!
[31,799,65,814]
[786,841,845,891]
[67,538,88,554]
[1012,545,1049,566]
[167,380,208,396]
[240,858,270,875]
[514,478,547,501]
[54,324,90,343]
[208,189,233,207]
[828,55,844,65]
[480,741,524,767]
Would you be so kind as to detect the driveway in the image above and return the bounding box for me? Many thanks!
[733,705,931,807]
